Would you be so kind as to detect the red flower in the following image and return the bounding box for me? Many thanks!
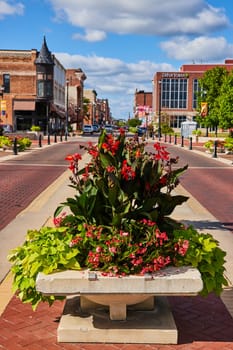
[82,166,90,181]
[174,239,189,256]
[159,175,167,185]
[106,165,115,173]
[102,135,120,155]
[65,155,73,161]
[89,146,99,158]
[121,160,136,180]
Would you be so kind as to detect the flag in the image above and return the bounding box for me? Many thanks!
[201,102,208,117]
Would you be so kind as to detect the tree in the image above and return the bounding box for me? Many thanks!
[128,118,141,128]
[197,67,228,133]
[217,71,233,131]
[83,97,90,117]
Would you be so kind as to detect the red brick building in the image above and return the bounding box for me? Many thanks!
[0,38,87,133]
[84,89,111,126]
[134,90,152,126]
[66,68,86,130]
[152,58,233,128]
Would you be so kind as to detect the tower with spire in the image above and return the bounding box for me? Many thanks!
[35,36,54,100]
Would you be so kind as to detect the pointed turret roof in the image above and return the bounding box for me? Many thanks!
[35,36,54,65]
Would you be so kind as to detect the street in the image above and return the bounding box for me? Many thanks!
[164,143,233,233]
[0,136,232,233]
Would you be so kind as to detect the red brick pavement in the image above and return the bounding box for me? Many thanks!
[0,293,233,349]
[0,164,66,230]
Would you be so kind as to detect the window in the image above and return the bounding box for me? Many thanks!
[3,74,10,93]
[37,81,53,98]
[170,115,187,128]
[161,78,188,109]
[37,71,53,99]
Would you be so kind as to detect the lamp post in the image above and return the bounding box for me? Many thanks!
[0,85,5,123]
[65,79,69,141]
[46,101,49,136]
[158,80,162,140]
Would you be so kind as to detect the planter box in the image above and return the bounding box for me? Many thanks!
[36,266,203,344]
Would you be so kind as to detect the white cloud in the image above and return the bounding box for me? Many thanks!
[0,1,24,19]
[72,29,106,42]
[55,52,175,118]
[1,1,232,119]
[49,0,229,39]
[161,36,233,61]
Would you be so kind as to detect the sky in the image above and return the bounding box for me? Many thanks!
[0,0,233,120]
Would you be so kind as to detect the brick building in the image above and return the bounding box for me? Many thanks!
[84,89,111,126]
[0,37,86,133]
[66,68,86,131]
[152,59,233,129]
[134,90,152,126]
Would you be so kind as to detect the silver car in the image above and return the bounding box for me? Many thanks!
[82,124,94,134]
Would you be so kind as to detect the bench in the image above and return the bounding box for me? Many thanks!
[36,266,203,344]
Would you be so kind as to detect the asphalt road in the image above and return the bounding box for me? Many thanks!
[0,136,232,233]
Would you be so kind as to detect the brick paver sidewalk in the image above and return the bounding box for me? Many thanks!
[0,292,233,349]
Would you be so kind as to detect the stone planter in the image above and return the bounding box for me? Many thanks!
[36,266,203,344]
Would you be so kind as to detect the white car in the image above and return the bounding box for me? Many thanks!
[82,124,94,134]
[104,125,113,134]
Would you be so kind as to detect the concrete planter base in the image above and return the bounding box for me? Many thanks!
[58,295,177,344]
[36,266,203,344]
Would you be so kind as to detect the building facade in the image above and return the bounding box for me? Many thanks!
[0,38,66,132]
[0,38,87,133]
[83,89,111,126]
[152,59,233,129]
[66,68,86,131]
[134,90,152,126]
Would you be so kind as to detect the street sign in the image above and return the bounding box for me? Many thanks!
[0,100,6,116]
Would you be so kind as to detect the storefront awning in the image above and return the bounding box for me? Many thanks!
[14,100,35,111]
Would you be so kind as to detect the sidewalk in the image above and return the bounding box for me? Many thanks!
[0,136,233,349]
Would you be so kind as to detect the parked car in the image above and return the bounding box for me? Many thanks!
[82,124,94,134]
[92,124,100,132]
[137,126,147,137]
[104,124,113,134]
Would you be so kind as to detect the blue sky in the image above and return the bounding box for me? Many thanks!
[0,0,233,120]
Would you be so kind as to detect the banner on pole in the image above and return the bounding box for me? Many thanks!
[201,102,208,117]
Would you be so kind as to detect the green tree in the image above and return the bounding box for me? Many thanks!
[217,71,233,131]
[197,67,228,133]
[83,97,90,117]
[128,118,141,128]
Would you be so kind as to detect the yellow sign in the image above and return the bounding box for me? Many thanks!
[0,100,6,110]
[201,102,208,117]
[0,100,6,116]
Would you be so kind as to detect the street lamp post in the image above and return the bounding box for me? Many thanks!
[158,80,162,140]
[0,85,5,124]
[65,79,69,141]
